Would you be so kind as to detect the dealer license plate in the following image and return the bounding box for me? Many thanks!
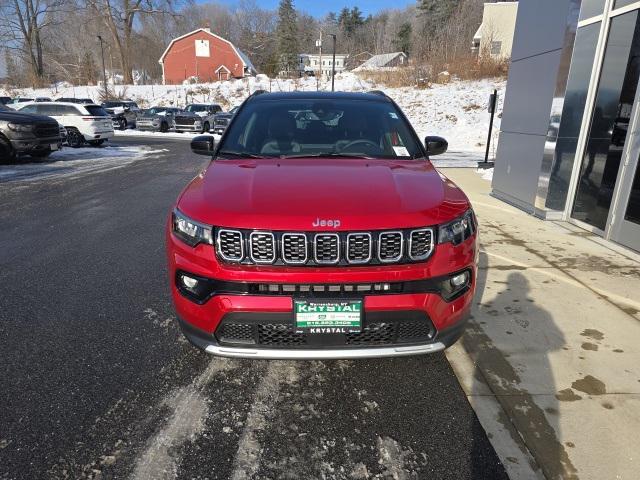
[294,299,362,334]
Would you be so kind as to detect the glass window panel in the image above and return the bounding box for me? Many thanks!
[572,11,640,229]
[624,162,640,223]
[546,23,600,210]
[580,0,606,21]
[614,0,640,11]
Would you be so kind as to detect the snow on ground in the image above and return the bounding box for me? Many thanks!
[4,72,505,160]
[0,145,168,182]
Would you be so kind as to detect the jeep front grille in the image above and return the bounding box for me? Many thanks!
[249,232,275,263]
[378,232,403,262]
[409,228,434,260]
[215,228,435,266]
[314,234,340,264]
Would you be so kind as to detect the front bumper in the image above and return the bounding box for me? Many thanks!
[175,123,202,132]
[10,134,62,153]
[167,228,478,359]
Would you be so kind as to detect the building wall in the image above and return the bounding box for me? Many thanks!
[162,31,244,85]
[479,2,519,58]
[492,0,579,213]
[299,54,348,77]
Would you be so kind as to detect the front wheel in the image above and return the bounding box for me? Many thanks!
[66,128,84,148]
[160,122,169,133]
[118,118,127,130]
[89,140,105,147]
[0,136,17,164]
[202,122,210,133]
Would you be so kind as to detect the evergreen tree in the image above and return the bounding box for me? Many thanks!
[418,0,460,25]
[394,23,412,55]
[277,0,299,75]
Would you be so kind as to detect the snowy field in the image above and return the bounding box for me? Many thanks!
[4,72,506,162]
[0,145,169,183]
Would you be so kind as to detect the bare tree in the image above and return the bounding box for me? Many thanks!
[82,0,184,84]
[0,0,68,86]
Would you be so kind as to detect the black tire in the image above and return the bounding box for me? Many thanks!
[118,118,127,130]
[175,129,182,134]
[89,140,105,147]
[0,135,17,164]
[202,122,210,133]
[29,149,53,158]
[66,128,84,148]
[160,122,169,133]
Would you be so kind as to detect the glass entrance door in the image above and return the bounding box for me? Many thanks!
[571,9,640,230]
[611,114,640,251]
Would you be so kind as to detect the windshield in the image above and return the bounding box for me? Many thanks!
[85,106,109,117]
[186,105,207,113]
[218,98,423,159]
[144,107,167,115]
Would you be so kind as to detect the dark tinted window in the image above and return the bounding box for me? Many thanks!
[546,23,600,210]
[36,104,62,116]
[19,104,38,114]
[186,105,207,113]
[85,105,109,116]
[573,11,640,229]
[219,98,422,159]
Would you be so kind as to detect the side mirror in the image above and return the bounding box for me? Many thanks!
[425,136,448,156]
[191,135,216,156]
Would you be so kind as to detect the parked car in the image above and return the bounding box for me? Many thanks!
[56,97,94,104]
[136,107,182,132]
[174,104,222,133]
[0,103,62,162]
[212,106,239,135]
[167,91,477,359]
[17,102,114,147]
[102,100,140,130]
[7,98,35,110]
[0,97,11,105]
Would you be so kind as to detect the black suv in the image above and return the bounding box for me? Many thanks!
[0,104,62,163]
[102,100,140,130]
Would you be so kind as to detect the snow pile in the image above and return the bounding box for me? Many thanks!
[2,72,505,154]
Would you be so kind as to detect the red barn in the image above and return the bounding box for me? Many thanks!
[159,28,256,85]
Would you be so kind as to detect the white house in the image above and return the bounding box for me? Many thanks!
[472,2,519,59]
[298,53,349,77]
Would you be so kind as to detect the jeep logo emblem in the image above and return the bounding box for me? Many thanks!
[312,217,341,229]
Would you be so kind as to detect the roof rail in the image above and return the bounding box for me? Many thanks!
[367,90,387,97]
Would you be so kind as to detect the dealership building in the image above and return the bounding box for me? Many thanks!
[493,0,640,253]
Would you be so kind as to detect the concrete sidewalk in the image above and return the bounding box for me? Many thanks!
[443,169,640,480]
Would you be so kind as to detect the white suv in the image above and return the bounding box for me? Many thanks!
[18,102,114,147]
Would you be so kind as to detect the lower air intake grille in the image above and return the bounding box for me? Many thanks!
[258,324,306,346]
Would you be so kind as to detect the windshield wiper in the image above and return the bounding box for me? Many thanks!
[281,152,376,159]
[216,150,273,159]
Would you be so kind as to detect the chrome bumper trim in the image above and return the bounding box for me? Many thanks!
[204,342,446,359]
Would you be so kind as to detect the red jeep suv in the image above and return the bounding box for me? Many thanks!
[167,91,478,359]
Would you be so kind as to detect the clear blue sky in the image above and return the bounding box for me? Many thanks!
[198,0,417,17]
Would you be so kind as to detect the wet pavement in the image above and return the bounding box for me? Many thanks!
[0,138,507,479]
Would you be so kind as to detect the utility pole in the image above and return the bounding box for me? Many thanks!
[317,30,323,83]
[97,35,108,100]
[329,34,336,92]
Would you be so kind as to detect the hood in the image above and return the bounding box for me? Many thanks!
[177,111,199,118]
[0,110,58,124]
[177,159,471,231]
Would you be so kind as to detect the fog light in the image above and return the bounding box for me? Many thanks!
[451,272,469,288]
[181,275,198,290]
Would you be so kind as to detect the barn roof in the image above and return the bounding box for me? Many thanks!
[158,28,256,75]
[355,52,407,70]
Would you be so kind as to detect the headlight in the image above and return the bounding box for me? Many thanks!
[7,123,33,132]
[172,210,213,246]
[438,209,476,245]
